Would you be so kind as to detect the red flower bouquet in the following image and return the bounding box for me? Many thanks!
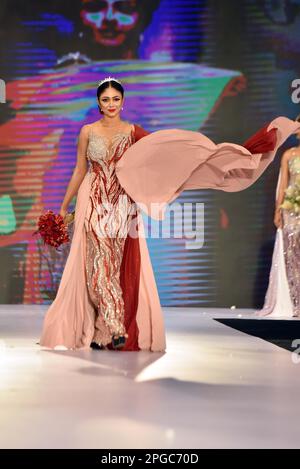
[33,210,73,249]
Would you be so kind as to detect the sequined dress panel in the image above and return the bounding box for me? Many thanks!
[282,152,300,316]
[84,128,136,345]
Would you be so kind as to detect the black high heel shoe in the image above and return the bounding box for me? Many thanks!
[111,335,127,350]
[90,341,105,350]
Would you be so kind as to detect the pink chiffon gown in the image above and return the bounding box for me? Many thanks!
[39,116,300,351]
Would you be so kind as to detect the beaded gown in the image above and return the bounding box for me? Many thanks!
[39,116,300,351]
[84,123,139,347]
[40,123,166,352]
[257,148,300,318]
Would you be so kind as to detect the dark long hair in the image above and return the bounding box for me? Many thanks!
[96,80,124,114]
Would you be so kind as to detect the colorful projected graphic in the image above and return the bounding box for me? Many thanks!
[0,0,299,307]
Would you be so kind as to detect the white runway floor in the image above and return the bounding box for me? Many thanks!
[0,305,300,449]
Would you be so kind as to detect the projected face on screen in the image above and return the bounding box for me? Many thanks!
[0,0,246,305]
[80,0,139,46]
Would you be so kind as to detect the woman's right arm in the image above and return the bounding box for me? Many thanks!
[59,125,90,219]
[274,149,291,228]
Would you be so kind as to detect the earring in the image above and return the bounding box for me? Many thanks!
[121,107,124,110]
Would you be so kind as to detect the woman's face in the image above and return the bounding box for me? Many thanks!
[98,86,124,117]
[80,0,139,46]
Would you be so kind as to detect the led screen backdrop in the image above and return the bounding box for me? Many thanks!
[0,0,299,306]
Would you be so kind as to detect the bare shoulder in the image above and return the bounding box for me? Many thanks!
[124,121,135,132]
[281,147,297,164]
[79,123,92,137]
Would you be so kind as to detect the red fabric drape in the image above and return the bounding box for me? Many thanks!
[119,124,150,351]
[243,125,277,154]
[119,122,277,351]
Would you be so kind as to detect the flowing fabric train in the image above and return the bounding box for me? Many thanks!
[40,116,300,350]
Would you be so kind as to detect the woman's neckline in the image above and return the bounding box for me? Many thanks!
[89,124,134,141]
[88,123,135,156]
[91,120,134,137]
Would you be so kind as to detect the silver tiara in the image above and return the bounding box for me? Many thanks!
[97,76,122,87]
